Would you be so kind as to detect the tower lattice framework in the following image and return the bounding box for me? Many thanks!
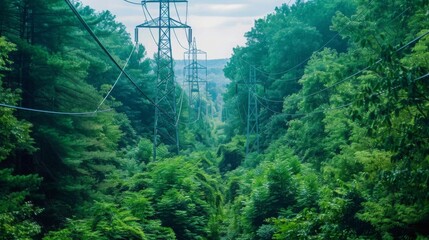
[137,0,190,160]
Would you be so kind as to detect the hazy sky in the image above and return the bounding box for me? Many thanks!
[80,0,290,59]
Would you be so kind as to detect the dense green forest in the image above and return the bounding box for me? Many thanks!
[0,0,428,239]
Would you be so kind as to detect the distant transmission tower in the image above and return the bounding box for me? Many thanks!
[184,38,207,122]
[246,66,260,155]
[136,0,190,160]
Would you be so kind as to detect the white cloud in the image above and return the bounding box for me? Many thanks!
[207,4,246,12]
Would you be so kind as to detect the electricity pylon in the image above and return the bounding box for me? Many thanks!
[136,0,190,160]
[246,66,260,155]
[184,38,207,122]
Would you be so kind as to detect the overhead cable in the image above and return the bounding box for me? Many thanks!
[173,2,190,42]
[64,0,175,122]
[122,0,141,5]
[300,30,429,100]
[255,94,284,103]
[173,28,189,50]
[96,43,137,112]
[0,103,112,116]
[0,6,137,116]
[244,30,429,103]
[267,72,429,118]
[141,3,158,46]
[175,85,185,126]
[256,97,282,114]
[0,42,136,116]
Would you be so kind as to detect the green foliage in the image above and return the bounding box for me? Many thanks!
[0,37,35,161]
[44,201,147,240]
[135,138,153,164]
[223,0,354,144]
[221,0,429,239]
[0,37,14,72]
[0,169,42,240]
[217,135,245,174]
[145,156,215,239]
[0,36,42,240]
[1,0,429,239]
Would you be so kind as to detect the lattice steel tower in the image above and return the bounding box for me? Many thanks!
[184,38,207,122]
[246,66,260,155]
[136,0,190,160]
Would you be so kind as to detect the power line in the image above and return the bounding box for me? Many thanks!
[303,65,373,99]
[299,30,429,100]
[245,30,429,106]
[185,2,189,24]
[64,0,175,122]
[173,2,183,24]
[229,11,429,133]
[244,29,429,110]
[141,3,158,46]
[310,72,429,116]
[414,72,429,82]
[397,30,429,52]
[96,43,136,112]
[0,103,112,116]
[256,96,282,114]
[176,84,185,126]
[380,7,412,39]
[173,2,190,42]
[173,28,189,50]
[265,72,429,118]
[176,81,202,126]
[188,105,201,124]
[264,103,353,118]
[265,75,301,83]
[0,19,137,116]
[122,0,141,5]
[299,103,353,118]
[172,2,190,50]
[255,94,284,103]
